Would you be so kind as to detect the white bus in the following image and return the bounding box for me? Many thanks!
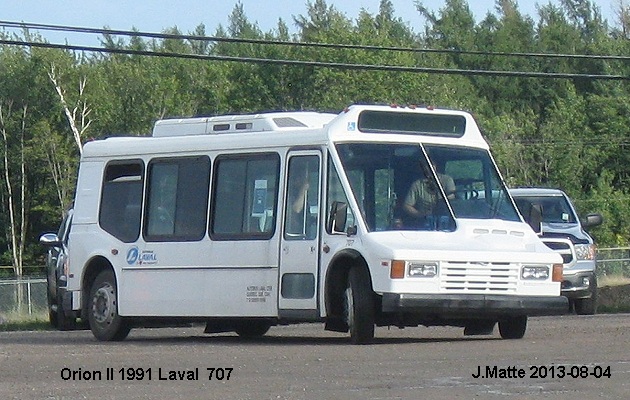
[64,104,567,343]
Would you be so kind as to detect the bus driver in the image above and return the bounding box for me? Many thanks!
[403,166,455,229]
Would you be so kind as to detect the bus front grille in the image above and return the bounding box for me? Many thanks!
[440,261,519,293]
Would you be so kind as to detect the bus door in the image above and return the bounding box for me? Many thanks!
[279,151,322,314]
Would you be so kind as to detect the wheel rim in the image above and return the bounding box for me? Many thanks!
[92,282,116,325]
[344,286,354,329]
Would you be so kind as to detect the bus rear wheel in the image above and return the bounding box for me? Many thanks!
[234,320,271,338]
[88,270,131,341]
[344,267,375,344]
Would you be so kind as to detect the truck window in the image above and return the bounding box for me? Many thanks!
[513,196,577,224]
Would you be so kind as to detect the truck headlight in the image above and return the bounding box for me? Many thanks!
[521,265,550,280]
[575,244,596,260]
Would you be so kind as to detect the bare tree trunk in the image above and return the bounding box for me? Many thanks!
[0,102,20,272]
[18,105,27,279]
[47,65,91,217]
[48,65,92,155]
[614,0,630,39]
[0,102,28,312]
[42,133,72,215]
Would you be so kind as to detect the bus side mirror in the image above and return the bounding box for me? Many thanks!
[528,204,543,234]
[328,201,348,234]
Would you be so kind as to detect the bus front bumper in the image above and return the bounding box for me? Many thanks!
[382,293,569,317]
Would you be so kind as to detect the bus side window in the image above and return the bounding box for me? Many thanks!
[144,156,210,241]
[99,161,144,243]
[211,153,280,239]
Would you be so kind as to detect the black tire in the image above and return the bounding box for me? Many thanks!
[498,315,527,339]
[46,273,59,328]
[234,321,272,338]
[88,270,131,341]
[47,292,59,328]
[575,297,596,315]
[56,291,76,331]
[575,277,598,315]
[344,267,375,344]
[48,306,59,328]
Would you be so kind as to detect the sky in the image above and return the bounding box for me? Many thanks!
[0,0,619,46]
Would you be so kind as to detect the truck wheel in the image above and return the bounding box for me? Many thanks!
[344,267,375,344]
[498,315,527,339]
[88,270,131,341]
[575,277,598,315]
[575,297,596,315]
[56,291,76,331]
[47,294,59,328]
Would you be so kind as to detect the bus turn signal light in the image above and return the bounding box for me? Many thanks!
[391,260,405,279]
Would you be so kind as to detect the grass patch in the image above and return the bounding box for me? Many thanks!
[598,274,630,287]
[0,310,53,332]
[597,304,630,313]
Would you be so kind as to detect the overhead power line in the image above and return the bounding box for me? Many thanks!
[1,38,627,81]
[1,37,628,81]
[1,20,630,62]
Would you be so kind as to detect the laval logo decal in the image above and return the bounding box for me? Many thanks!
[126,246,139,265]
[126,247,158,265]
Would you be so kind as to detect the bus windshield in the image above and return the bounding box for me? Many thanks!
[335,143,520,232]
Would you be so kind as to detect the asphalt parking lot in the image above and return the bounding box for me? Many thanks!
[1,314,629,399]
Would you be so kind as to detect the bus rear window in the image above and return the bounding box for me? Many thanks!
[358,110,466,137]
[99,161,144,242]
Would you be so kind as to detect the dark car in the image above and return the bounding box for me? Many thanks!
[39,209,76,330]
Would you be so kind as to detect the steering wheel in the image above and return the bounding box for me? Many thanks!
[454,188,479,200]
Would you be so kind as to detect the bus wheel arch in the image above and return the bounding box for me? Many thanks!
[81,256,112,319]
[81,257,131,341]
[324,250,376,343]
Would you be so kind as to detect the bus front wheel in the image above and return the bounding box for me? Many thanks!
[88,270,131,341]
[344,267,375,344]
[498,315,527,339]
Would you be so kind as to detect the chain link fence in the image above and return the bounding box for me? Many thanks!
[596,247,630,278]
[0,277,47,316]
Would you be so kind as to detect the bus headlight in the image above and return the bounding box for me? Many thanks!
[408,262,438,278]
[575,244,596,260]
[521,265,550,280]
[390,260,439,279]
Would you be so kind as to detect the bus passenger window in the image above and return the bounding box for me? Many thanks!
[211,153,280,239]
[147,163,178,236]
[144,156,210,241]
